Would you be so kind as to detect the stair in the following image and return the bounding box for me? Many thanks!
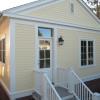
[55,86,76,100]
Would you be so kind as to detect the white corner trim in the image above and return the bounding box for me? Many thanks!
[9,19,16,92]
[0,79,35,99]
[82,73,100,82]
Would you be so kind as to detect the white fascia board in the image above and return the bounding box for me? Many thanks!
[3,0,100,24]
[78,0,100,24]
[3,13,100,33]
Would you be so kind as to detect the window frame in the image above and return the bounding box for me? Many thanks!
[38,27,53,38]
[80,39,96,68]
[0,38,5,64]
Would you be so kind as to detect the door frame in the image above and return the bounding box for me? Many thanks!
[34,25,58,82]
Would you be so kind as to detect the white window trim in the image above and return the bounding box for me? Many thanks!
[79,38,96,68]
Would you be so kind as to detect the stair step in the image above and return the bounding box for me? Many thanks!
[62,95,73,100]
[65,96,77,100]
[55,86,72,98]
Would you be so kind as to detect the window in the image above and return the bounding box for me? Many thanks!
[81,40,94,67]
[0,38,5,63]
[38,27,53,38]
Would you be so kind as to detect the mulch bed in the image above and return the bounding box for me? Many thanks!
[85,78,100,93]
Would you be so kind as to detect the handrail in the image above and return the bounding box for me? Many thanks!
[71,70,94,95]
[44,74,62,100]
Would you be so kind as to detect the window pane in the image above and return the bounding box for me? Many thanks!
[0,41,2,61]
[40,50,44,59]
[40,60,44,68]
[81,41,87,66]
[81,60,87,66]
[88,41,94,65]
[46,59,50,68]
[46,50,50,58]
[3,39,5,63]
[38,27,52,37]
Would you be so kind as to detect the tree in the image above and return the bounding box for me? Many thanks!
[87,0,100,19]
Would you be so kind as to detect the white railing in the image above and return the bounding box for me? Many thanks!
[54,67,69,89]
[70,70,94,100]
[43,73,62,100]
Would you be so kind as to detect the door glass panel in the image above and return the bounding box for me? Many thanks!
[39,40,50,68]
[46,59,50,68]
[40,50,44,59]
[40,60,44,68]
[46,50,50,58]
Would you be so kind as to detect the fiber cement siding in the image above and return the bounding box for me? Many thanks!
[57,28,100,78]
[19,0,100,30]
[15,23,35,91]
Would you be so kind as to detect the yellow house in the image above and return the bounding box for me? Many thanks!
[0,0,100,100]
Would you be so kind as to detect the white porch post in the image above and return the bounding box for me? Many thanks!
[68,70,74,93]
[43,74,48,100]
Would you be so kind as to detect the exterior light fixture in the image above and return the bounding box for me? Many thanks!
[58,36,64,45]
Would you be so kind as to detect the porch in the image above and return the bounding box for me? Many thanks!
[33,68,100,100]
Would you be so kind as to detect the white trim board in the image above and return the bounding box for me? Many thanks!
[82,73,100,82]
[2,0,100,23]
[14,19,100,34]
[0,79,35,100]
[12,89,34,99]
[4,13,100,33]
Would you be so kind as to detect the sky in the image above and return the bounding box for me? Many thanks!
[0,0,96,12]
[0,0,37,11]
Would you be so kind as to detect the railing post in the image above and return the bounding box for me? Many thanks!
[43,74,48,100]
[68,70,74,93]
[93,93,100,100]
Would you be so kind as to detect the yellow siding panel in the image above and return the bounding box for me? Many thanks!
[19,0,100,29]
[15,23,35,91]
[57,28,100,78]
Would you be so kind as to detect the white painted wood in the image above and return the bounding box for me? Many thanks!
[4,14,100,33]
[9,19,16,93]
[43,74,62,100]
[71,70,94,100]
[3,0,100,23]
[79,38,96,68]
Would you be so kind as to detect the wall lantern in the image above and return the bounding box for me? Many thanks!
[58,36,64,45]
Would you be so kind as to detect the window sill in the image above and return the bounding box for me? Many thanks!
[80,64,96,68]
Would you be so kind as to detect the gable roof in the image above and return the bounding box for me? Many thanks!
[2,0,100,23]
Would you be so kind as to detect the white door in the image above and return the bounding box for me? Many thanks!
[38,27,53,80]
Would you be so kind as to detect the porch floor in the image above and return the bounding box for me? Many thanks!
[85,78,100,93]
